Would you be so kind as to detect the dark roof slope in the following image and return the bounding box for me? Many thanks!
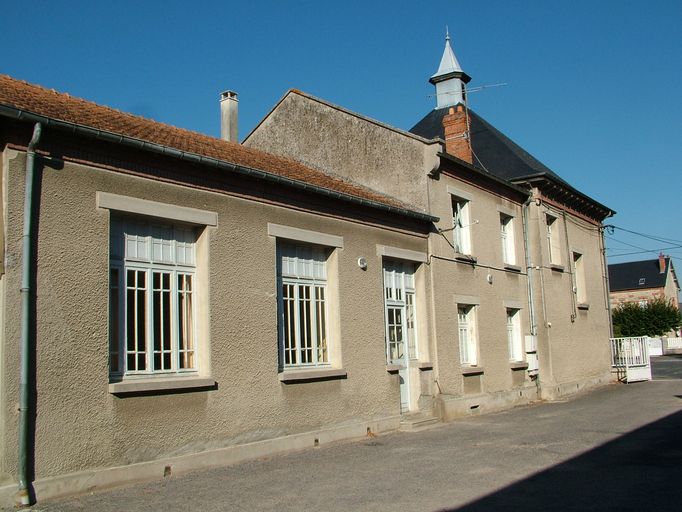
[0,74,422,215]
[410,106,566,183]
[608,257,672,291]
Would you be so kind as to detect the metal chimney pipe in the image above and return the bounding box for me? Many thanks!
[220,90,238,142]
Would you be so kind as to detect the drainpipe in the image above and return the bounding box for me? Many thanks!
[16,123,42,507]
[562,211,577,322]
[521,195,537,337]
[600,215,614,337]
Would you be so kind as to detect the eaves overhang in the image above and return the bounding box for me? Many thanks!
[0,103,439,224]
[512,173,615,221]
[438,151,531,199]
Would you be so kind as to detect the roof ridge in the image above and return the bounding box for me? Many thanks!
[0,74,240,148]
[0,74,431,220]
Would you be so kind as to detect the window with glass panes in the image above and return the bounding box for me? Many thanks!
[452,197,472,255]
[109,217,197,377]
[500,214,515,265]
[383,260,418,364]
[506,308,523,362]
[457,305,477,366]
[278,242,329,368]
[546,215,562,265]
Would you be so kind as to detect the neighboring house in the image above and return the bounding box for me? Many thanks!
[245,33,615,415]
[609,255,680,310]
[0,75,435,505]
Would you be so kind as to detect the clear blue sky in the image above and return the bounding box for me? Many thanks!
[2,0,681,274]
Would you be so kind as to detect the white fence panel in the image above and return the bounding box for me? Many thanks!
[610,337,652,383]
[648,337,663,356]
[666,337,682,349]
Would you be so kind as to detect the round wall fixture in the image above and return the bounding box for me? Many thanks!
[357,257,368,270]
[486,273,493,284]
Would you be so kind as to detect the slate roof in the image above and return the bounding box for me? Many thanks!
[0,74,424,216]
[410,106,566,183]
[608,257,673,291]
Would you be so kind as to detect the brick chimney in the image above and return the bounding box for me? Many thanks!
[659,253,666,274]
[442,104,472,163]
[220,90,238,142]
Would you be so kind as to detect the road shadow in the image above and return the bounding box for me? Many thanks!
[441,408,682,512]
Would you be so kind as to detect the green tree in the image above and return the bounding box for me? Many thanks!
[612,298,682,337]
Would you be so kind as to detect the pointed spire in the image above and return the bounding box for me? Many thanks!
[429,28,471,110]
[432,27,463,79]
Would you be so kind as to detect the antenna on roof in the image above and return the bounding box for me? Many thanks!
[427,82,508,99]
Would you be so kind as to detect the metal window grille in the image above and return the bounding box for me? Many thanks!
[109,217,198,377]
[383,261,418,364]
[278,243,329,368]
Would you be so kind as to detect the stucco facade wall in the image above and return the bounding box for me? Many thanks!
[526,198,612,392]
[244,93,440,212]
[428,173,530,397]
[0,150,429,483]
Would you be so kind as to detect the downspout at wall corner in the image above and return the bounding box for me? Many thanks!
[600,214,615,338]
[16,122,41,507]
[521,194,537,337]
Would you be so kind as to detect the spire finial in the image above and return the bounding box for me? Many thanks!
[446,25,450,41]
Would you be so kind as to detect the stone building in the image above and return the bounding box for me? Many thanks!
[245,32,615,411]
[609,255,680,310]
[0,33,615,505]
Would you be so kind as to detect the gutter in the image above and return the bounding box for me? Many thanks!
[0,104,438,224]
[17,123,41,506]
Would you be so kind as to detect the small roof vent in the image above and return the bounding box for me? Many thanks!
[638,278,646,286]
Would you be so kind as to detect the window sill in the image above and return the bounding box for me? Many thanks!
[108,376,216,394]
[454,253,477,264]
[461,365,485,376]
[509,361,529,371]
[417,362,433,370]
[504,264,522,272]
[279,368,347,383]
[386,364,402,373]
[549,263,565,272]
[577,303,590,311]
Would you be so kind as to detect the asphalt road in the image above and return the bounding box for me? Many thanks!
[651,354,682,379]
[16,367,682,512]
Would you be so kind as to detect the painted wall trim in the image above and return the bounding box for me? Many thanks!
[446,185,473,202]
[454,294,480,305]
[108,376,216,394]
[503,299,524,309]
[376,245,428,263]
[97,192,218,226]
[497,205,516,217]
[267,223,344,248]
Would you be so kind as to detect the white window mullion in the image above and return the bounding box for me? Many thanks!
[145,269,154,374]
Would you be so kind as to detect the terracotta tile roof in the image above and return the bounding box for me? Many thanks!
[0,74,424,215]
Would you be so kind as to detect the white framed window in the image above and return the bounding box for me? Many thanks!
[500,214,516,265]
[506,308,523,362]
[109,217,198,377]
[572,252,587,304]
[452,196,472,255]
[546,214,562,265]
[278,242,330,369]
[383,260,418,364]
[457,305,478,366]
